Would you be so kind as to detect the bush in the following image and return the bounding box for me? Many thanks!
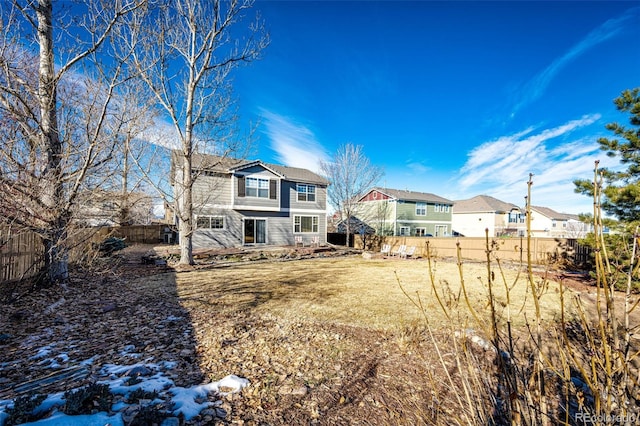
[62,383,112,415]
[4,393,47,425]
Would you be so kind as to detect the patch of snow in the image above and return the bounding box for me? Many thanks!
[217,375,250,394]
[0,361,249,425]
[30,346,53,360]
[21,411,124,426]
[80,356,96,366]
[169,382,219,418]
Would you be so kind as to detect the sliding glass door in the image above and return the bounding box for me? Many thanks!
[244,218,266,244]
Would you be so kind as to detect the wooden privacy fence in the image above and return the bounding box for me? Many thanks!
[1,224,168,284]
[0,227,44,284]
[356,235,591,266]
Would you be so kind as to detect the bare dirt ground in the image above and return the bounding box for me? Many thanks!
[0,244,636,425]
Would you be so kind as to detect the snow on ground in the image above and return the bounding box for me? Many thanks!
[0,354,249,425]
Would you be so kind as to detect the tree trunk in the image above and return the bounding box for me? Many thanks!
[179,152,194,265]
[43,230,69,284]
[37,0,69,284]
[119,134,130,226]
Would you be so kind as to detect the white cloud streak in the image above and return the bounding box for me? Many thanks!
[455,114,621,213]
[513,6,639,114]
[259,109,329,173]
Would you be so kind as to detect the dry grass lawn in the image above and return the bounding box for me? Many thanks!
[1,249,605,425]
[129,255,580,424]
[170,256,570,331]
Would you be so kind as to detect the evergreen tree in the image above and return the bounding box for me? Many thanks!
[574,88,640,222]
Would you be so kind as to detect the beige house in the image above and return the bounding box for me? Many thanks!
[529,206,590,238]
[452,195,526,237]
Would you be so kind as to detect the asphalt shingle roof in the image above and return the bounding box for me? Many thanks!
[370,187,453,204]
[453,195,521,213]
[173,151,328,185]
[531,206,576,220]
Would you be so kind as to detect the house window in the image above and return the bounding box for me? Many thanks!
[509,212,525,223]
[435,225,448,237]
[415,227,427,237]
[416,202,426,216]
[399,226,410,236]
[246,177,269,198]
[297,184,316,202]
[294,215,318,233]
[196,215,224,229]
[552,220,557,228]
[434,204,450,213]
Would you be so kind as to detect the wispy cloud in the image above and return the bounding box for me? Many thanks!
[259,109,329,173]
[454,114,619,213]
[512,6,639,115]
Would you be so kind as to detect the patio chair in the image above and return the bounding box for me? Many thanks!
[311,236,320,247]
[295,236,304,247]
[380,244,391,256]
[391,244,407,257]
[401,246,416,259]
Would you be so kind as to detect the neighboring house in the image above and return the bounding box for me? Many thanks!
[76,190,156,227]
[335,216,376,235]
[452,195,526,238]
[171,152,328,248]
[356,187,453,237]
[529,206,590,238]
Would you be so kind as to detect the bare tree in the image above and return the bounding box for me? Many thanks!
[0,0,142,284]
[117,0,268,265]
[320,143,384,247]
[105,80,160,226]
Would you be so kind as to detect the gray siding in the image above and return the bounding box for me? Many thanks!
[232,169,281,210]
[177,161,328,249]
[193,209,243,248]
[285,181,327,211]
[192,173,232,206]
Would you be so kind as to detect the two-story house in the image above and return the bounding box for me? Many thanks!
[171,152,329,248]
[529,206,590,238]
[452,195,526,237]
[356,187,453,237]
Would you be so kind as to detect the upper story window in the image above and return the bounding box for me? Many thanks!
[238,176,277,200]
[246,177,269,198]
[297,184,316,202]
[434,203,450,213]
[509,212,525,223]
[416,202,426,216]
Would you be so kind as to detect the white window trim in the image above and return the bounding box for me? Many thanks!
[294,215,319,233]
[416,202,427,216]
[196,215,225,230]
[296,184,317,202]
[246,177,270,198]
[399,226,411,236]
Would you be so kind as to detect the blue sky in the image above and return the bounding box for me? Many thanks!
[232,0,640,215]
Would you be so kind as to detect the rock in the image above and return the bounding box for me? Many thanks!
[161,417,180,426]
[121,405,140,424]
[362,252,373,260]
[291,385,308,396]
[125,365,153,378]
[278,384,308,397]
